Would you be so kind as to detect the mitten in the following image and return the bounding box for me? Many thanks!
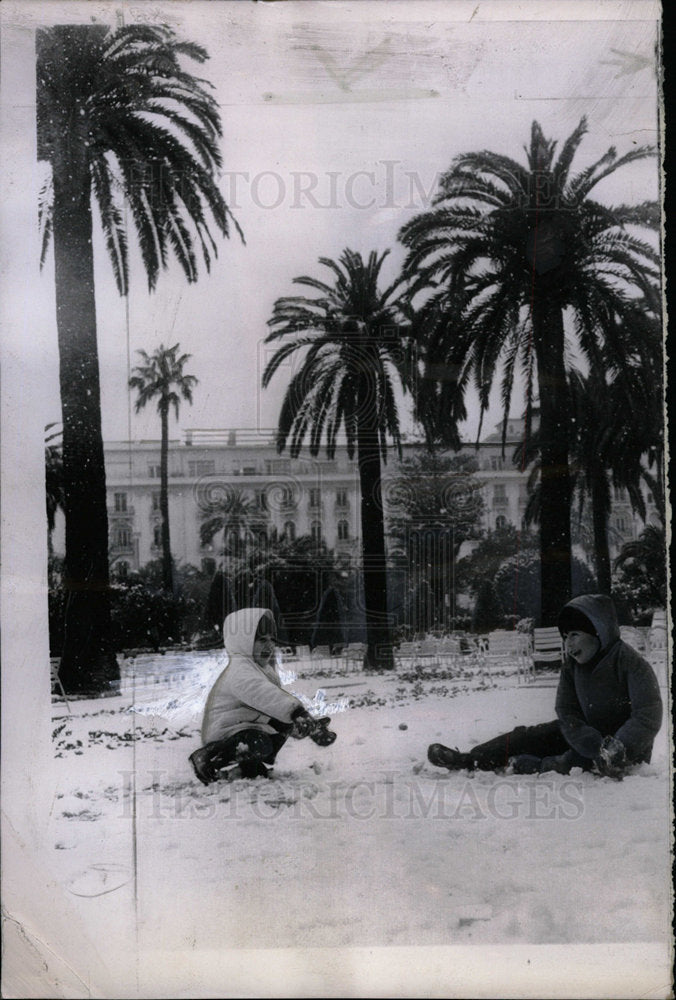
[595,735,628,779]
[308,716,337,747]
[290,712,315,739]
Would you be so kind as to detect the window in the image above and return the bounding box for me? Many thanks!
[148,464,161,479]
[113,527,132,548]
[615,516,627,533]
[188,460,215,477]
[496,515,507,529]
[266,459,291,474]
[337,520,349,541]
[280,486,296,510]
[114,492,127,512]
[201,557,216,576]
[336,488,348,508]
[493,484,507,507]
[242,466,257,476]
[152,492,161,511]
[153,524,162,547]
[490,456,504,471]
[284,521,296,542]
[311,520,322,543]
[116,561,129,578]
[309,488,321,508]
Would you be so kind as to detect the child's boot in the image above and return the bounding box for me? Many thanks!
[427,743,473,770]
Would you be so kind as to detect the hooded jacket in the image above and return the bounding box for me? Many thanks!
[201,608,305,744]
[555,594,663,763]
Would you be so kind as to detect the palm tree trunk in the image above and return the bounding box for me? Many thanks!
[52,159,119,694]
[591,478,612,594]
[356,404,394,670]
[533,300,573,625]
[159,402,173,592]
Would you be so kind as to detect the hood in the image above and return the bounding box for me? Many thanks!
[223,607,275,658]
[557,594,620,652]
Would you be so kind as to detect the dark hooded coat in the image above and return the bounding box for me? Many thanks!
[555,594,663,763]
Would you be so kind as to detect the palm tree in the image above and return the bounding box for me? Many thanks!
[387,451,484,631]
[129,344,198,592]
[518,361,663,595]
[37,24,241,693]
[399,117,659,624]
[614,524,667,610]
[565,371,648,595]
[200,487,264,563]
[262,249,414,670]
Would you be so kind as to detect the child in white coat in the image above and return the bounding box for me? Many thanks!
[189,607,335,783]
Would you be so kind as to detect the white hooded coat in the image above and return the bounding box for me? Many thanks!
[201,608,305,744]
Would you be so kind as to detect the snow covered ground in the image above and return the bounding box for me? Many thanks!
[37,650,673,997]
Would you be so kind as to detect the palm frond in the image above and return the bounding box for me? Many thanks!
[37,23,242,290]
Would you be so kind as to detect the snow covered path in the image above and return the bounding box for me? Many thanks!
[44,653,672,997]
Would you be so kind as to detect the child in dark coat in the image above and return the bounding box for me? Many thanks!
[428,594,663,778]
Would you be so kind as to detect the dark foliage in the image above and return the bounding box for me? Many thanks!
[471,578,505,633]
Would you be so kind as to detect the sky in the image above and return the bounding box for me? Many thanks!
[34,0,662,445]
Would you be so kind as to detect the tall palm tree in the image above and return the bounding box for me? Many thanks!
[37,24,241,693]
[129,343,198,592]
[399,117,659,624]
[262,249,414,670]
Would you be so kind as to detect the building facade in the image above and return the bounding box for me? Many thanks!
[51,419,657,577]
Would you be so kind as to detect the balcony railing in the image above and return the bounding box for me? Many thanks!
[110,541,134,555]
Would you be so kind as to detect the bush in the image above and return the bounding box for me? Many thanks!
[472,578,505,633]
[610,581,654,627]
[311,586,347,651]
[49,582,202,655]
[457,525,539,597]
[110,584,194,650]
[448,614,472,633]
[612,526,667,624]
[494,549,596,622]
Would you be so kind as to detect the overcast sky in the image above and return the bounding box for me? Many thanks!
[35,0,661,446]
